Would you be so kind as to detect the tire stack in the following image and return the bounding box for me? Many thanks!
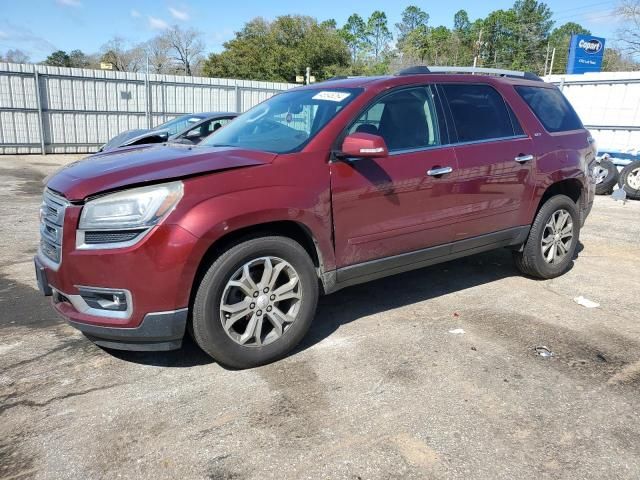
[594,157,619,195]
[617,160,640,200]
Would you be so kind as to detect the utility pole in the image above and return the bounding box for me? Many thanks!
[549,47,556,76]
[544,42,551,76]
[473,28,483,69]
[145,54,151,129]
[305,67,311,85]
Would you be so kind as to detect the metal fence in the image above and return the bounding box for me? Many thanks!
[547,71,640,152]
[0,62,297,154]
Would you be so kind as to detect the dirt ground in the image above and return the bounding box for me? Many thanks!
[1,154,639,480]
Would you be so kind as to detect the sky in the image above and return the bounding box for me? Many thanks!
[0,0,623,62]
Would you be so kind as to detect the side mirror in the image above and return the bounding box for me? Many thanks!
[340,133,388,159]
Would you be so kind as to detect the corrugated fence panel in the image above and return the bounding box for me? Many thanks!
[547,72,640,151]
[0,62,296,154]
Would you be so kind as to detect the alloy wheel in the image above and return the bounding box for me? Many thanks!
[219,256,302,347]
[541,209,574,264]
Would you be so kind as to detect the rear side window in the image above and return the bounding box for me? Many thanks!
[515,86,583,133]
[441,84,518,143]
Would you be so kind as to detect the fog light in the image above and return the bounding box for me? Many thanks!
[77,287,128,312]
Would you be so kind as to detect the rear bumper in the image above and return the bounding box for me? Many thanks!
[67,308,188,351]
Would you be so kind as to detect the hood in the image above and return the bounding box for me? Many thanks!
[46,144,276,201]
[101,129,151,151]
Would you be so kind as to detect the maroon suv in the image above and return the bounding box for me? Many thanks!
[35,66,596,368]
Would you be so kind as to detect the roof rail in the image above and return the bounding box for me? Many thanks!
[396,66,431,75]
[323,75,365,82]
[396,65,543,82]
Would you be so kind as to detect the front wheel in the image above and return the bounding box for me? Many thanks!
[192,236,319,369]
[513,194,580,279]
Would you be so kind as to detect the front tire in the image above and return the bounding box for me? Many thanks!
[192,236,319,369]
[513,194,580,279]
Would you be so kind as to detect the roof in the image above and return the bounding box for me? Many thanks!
[192,111,238,118]
[298,67,550,91]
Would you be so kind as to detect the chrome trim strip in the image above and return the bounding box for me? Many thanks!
[54,286,134,320]
[39,188,70,270]
[388,135,529,156]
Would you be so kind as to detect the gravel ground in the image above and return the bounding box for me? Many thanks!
[1,154,639,480]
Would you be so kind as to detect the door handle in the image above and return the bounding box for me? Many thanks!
[514,154,534,163]
[427,166,453,177]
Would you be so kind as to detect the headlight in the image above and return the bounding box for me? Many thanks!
[79,181,183,230]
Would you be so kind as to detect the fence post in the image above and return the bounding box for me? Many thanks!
[34,69,46,155]
[145,72,151,129]
[235,84,241,113]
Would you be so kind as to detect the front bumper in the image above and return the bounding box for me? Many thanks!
[68,308,188,351]
[35,200,206,350]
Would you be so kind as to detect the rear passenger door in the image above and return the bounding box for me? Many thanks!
[439,83,536,243]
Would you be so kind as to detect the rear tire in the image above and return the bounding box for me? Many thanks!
[192,236,318,369]
[594,158,619,195]
[617,160,640,200]
[513,194,580,279]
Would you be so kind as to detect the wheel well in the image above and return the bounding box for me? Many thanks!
[189,221,322,311]
[537,179,582,213]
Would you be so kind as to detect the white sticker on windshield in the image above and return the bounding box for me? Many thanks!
[312,91,351,102]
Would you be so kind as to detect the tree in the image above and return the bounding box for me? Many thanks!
[402,26,430,63]
[203,15,350,82]
[1,49,30,63]
[44,50,71,67]
[162,25,204,76]
[509,0,553,72]
[452,10,474,65]
[68,49,90,68]
[339,14,368,62]
[453,10,471,33]
[396,6,429,49]
[321,19,337,30]
[367,11,392,61]
[146,35,172,73]
[100,37,146,72]
[602,47,640,71]
[547,22,590,73]
[615,0,640,56]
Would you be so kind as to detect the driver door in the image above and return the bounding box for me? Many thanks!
[330,85,459,269]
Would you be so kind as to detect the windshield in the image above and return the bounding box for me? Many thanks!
[201,88,361,153]
[154,114,203,135]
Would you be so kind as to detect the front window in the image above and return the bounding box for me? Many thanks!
[202,88,362,153]
[348,86,441,151]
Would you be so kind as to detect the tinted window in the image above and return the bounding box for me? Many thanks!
[349,86,441,151]
[516,86,583,132]
[442,84,517,142]
[507,104,525,136]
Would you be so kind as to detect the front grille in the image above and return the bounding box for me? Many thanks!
[39,189,69,266]
[84,230,146,245]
